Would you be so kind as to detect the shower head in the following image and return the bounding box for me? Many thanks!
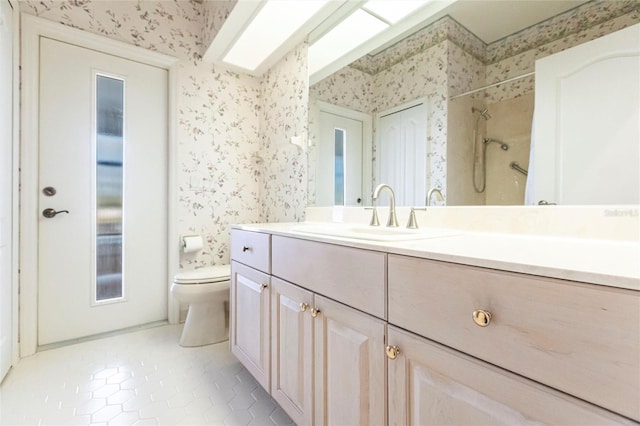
[472,107,491,120]
[484,138,509,150]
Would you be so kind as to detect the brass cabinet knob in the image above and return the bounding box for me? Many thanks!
[259,283,268,292]
[311,308,320,318]
[386,345,400,360]
[299,302,309,312]
[472,309,492,327]
[242,246,250,252]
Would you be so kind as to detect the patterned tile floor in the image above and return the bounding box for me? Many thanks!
[0,324,295,426]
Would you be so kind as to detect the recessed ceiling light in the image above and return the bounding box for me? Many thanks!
[363,0,433,24]
[309,8,389,75]
[223,0,330,71]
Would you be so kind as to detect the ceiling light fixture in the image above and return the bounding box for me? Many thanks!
[362,0,434,24]
[308,8,389,76]
[223,0,330,72]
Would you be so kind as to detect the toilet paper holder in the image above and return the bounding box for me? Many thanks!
[181,235,203,253]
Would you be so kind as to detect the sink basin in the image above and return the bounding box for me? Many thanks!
[290,223,458,242]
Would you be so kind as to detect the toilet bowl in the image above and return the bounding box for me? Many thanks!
[170,265,230,347]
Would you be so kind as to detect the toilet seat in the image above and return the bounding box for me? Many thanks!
[173,265,230,285]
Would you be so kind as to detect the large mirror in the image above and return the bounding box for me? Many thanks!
[307,0,639,207]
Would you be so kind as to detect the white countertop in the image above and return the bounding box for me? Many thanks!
[232,222,640,291]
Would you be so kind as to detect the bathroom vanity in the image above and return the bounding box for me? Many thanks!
[229,210,639,425]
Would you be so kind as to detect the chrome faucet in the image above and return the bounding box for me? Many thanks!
[427,188,444,206]
[372,184,399,227]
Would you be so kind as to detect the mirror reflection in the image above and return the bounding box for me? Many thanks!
[308,0,639,206]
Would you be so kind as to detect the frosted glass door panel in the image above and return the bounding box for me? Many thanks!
[96,75,123,301]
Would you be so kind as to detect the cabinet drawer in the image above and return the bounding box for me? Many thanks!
[231,229,271,273]
[388,254,640,421]
[272,236,386,319]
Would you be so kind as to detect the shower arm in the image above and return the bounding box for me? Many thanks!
[510,161,528,176]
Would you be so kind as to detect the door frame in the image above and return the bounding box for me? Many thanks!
[3,0,20,375]
[19,14,179,357]
[316,101,373,205]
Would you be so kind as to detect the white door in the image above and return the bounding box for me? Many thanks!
[318,111,364,206]
[532,23,640,205]
[378,103,428,206]
[38,37,168,346]
[0,0,14,381]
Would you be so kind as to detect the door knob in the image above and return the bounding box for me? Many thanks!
[42,208,69,218]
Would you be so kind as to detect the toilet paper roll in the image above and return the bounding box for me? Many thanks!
[182,235,203,253]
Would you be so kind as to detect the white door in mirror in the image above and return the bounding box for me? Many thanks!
[533,23,639,205]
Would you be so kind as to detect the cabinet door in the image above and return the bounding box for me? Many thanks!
[270,278,313,426]
[313,294,386,426]
[230,261,270,390]
[387,326,634,426]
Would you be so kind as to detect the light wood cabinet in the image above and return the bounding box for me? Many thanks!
[270,277,313,426]
[272,235,386,319]
[231,228,271,273]
[231,227,638,425]
[269,274,386,426]
[313,294,386,426]
[388,254,640,421]
[387,325,634,425]
[230,260,271,391]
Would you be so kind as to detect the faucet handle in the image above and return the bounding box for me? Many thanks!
[364,207,380,227]
[406,207,426,229]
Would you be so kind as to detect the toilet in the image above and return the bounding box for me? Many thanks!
[170,264,230,347]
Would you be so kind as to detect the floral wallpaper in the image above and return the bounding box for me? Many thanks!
[351,16,485,76]
[260,43,309,223]
[201,0,236,56]
[19,0,307,269]
[20,0,204,63]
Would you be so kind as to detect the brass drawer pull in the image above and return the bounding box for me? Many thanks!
[472,309,492,327]
[386,345,400,360]
[299,302,309,312]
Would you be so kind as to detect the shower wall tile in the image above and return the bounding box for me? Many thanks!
[485,94,534,205]
[20,0,265,269]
